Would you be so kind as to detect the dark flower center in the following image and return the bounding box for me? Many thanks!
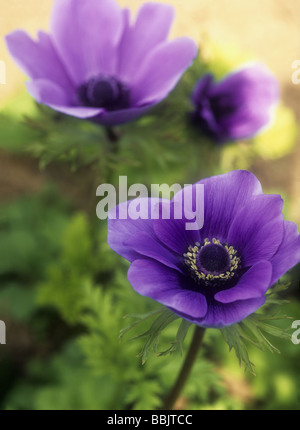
[77,75,130,111]
[184,238,241,286]
[197,243,230,274]
[210,94,237,120]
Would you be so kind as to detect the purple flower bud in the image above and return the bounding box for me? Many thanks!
[191,64,280,143]
[107,170,300,328]
[6,0,198,126]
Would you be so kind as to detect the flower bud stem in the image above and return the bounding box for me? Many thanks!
[162,325,206,410]
[105,126,120,145]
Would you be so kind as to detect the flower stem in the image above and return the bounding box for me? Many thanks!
[105,126,120,146]
[162,325,206,410]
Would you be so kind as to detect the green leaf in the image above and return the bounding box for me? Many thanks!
[221,324,256,375]
[132,309,180,364]
[221,312,293,375]
[158,318,192,356]
[120,308,183,364]
[119,308,166,340]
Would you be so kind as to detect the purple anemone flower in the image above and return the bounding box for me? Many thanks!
[5,0,197,126]
[191,64,280,143]
[107,170,300,328]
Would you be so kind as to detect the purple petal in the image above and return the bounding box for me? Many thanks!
[26,80,104,118]
[152,201,201,255]
[124,232,183,273]
[227,194,284,266]
[26,79,69,105]
[191,74,213,105]
[107,198,167,262]
[118,3,175,82]
[45,105,104,119]
[191,74,224,137]
[212,63,279,140]
[94,105,152,126]
[214,261,272,303]
[212,64,279,107]
[5,30,73,92]
[131,37,198,106]
[196,296,266,328]
[128,259,207,318]
[50,0,123,86]
[173,170,263,243]
[269,221,300,285]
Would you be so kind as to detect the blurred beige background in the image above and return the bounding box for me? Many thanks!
[0,0,300,222]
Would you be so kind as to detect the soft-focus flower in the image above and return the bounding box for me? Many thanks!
[107,170,300,328]
[191,64,280,143]
[6,0,197,126]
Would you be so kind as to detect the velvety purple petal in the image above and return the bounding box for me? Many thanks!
[26,79,69,105]
[131,37,198,106]
[194,106,222,136]
[27,78,150,122]
[50,0,123,86]
[211,63,279,140]
[191,74,223,136]
[227,194,284,266]
[124,232,183,273]
[152,202,201,255]
[107,198,168,262]
[191,74,213,105]
[5,30,73,92]
[173,170,263,243]
[46,105,104,119]
[128,259,207,318]
[269,221,300,285]
[118,3,175,81]
[196,296,266,328]
[212,64,279,107]
[192,64,279,142]
[223,63,276,91]
[94,105,152,126]
[26,79,104,118]
[214,261,272,303]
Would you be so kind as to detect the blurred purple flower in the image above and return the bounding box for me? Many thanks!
[191,64,280,143]
[107,170,300,328]
[6,0,197,126]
